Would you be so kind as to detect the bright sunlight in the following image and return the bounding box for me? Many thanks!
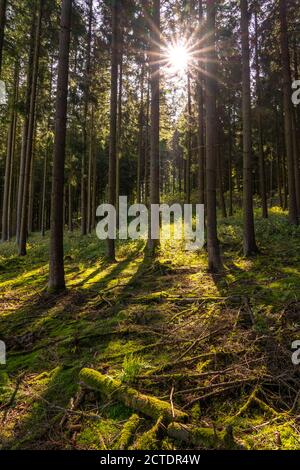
[165,41,190,75]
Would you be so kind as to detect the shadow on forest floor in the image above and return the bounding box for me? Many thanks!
[1,209,300,449]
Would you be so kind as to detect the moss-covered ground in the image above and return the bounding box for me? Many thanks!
[0,208,300,449]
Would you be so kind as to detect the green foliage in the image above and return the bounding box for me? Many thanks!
[1,212,300,449]
[118,355,151,384]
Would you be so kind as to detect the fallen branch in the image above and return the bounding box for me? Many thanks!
[116,414,142,450]
[79,368,188,423]
[167,422,237,449]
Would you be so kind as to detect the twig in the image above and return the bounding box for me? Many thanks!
[170,386,175,419]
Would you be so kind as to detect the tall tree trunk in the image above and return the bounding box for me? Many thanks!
[16,13,36,243]
[144,75,150,204]
[68,182,73,232]
[137,63,145,204]
[279,0,298,224]
[147,0,160,255]
[48,0,72,292]
[87,105,94,233]
[7,113,18,240]
[197,0,205,205]
[0,0,7,76]
[228,107,234,216]
[186,71,192,204]
[27,151,34,234]
[41,151,47,236]
[91,132,97,230]
[241,0,258,255]
[116,21,123,222]
[107,0,119,261]
[81,0,93,236]
[254,9,268,218]
[206,0,222,272]
[19,0,43,255]
[2,61,19,242]
[217,127,227,218]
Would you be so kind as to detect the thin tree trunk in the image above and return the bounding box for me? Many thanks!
[19,0,43,255]
[186,71,192,204]
[254,10,268,218]
[87,105,94,233]
[8,103,18,240]
[206,0,222,271]
[2,61,19,242]
[116,22,123,221]
[41,151,47,236]
[49,0,72,292]
[197,0,205,205]
[228,107,234,216]
[144,75,150,204]
[68,182,73,232]
[137,63,145,204]
[91,136,97,230]
[81,0,93,236]
[0,0,7,76]
[217,129,227,218]
[16,13,36,243]
[241,0,258,255]
[27,152,34,234]
[279,0,298,224]
[107,0,119,260]
[147,0,160,255]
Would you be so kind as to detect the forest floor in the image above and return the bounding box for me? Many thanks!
[0,208,300,450]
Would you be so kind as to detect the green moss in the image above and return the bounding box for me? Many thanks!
[79,368,188,423]
[77,420,119,450]
[167,423,222,449]
[117,414,141,450]
[132,416,162,450]
[1,214,300,449]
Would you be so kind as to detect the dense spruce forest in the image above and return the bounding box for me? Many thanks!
[0,0,300,453]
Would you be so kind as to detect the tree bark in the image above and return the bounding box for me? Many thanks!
[19,0,43,255]
[206,0,222,272]
[197,0,205,205]
[41,151,47,237]
[16,13,36,243]
[186,71,192,204]
[279,0,298,224]
[241,0,258,255]
[147,0,160,255]
[254,10,268,219]
[81,0,93,236]
[48,0,72,292]
[2,61,19,242]
[0,0,7,76]
[106,0,119,261]
[116,20,123,222]
[87,105,94,233]
[137,63,145,204]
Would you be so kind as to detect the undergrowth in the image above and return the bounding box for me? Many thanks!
[0,208,300,450]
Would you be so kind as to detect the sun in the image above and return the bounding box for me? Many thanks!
[165,42,190,75]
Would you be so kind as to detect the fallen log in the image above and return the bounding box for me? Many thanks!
[117,414,141,450]
[131,416,162,450]
[167,422,238,449]
[79,368,188,423]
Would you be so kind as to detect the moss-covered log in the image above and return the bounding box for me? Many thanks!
[131,416,162,450]
[167,422,238,449]
[79,368,188,423]
[117,414,141,450]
